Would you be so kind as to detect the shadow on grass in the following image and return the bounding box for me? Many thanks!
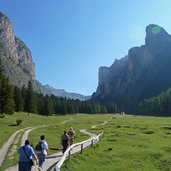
[142,130,155,134]
[162,126,171,130]
[8,124,18,126]
[49,147,62,150]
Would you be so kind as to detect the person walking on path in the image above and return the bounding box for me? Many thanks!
[36,135,48,170]
[67,127,75,145]
[18,139,38,171]
[61,130,69,154]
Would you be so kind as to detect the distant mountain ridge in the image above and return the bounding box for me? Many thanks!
[0,11,89,100]
[92,24,171,112]
[43,84,90,100]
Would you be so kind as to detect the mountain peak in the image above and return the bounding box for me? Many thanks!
[93,24,171,112]
[145,24,170,47]
[0,11,6,18]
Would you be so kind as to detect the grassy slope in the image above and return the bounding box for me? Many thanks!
[66,115,171,171]
[0,112,65,147]
[0,112,69,170]
[0,112,106,170]
[1,113,171,171]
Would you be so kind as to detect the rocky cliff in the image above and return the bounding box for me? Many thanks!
[0,12,89,100]
[0,12,35,79]
[92,24,171,112]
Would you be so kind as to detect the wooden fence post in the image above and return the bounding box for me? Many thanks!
[81,143,83,153]
[91,139,94,146]
[68,150,71,160]
[55,132,103,171]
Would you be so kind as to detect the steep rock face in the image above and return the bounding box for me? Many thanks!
[0,12,35,79]
[15,37,35,79]
[0,11,89,100]
[92,24,171,112]
[0,12,18,62]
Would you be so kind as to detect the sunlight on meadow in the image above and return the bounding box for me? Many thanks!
[1,113,171,171]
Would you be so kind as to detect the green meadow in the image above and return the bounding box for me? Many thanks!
[1,113,171,171]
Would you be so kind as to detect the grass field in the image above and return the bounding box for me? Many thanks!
[63,115,171,171]
[1,113,171,171]
[0,112,106,170]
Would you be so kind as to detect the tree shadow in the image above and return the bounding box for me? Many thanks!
[8,124,18,126]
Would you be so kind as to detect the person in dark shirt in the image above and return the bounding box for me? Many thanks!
[61,130,69,154]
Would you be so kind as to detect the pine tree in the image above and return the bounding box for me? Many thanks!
[1,77,15,114]
[100,105,107,113]
[4,83,15,114]
[0,58,4,113]
[37,93,45,115]
[0,58,15,114]
[67,103,75,114]
[21,85,26,111]
[44,95,53,116]
[13,86,24,112]
[25,81,36,113]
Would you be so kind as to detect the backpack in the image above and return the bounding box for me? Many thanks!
[68,130,74,137]
[35,141,42,151]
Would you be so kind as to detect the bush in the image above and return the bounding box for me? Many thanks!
[16,119,23,126]
[0,114,5,118]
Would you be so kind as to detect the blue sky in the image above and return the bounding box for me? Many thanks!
[0,0,171,95]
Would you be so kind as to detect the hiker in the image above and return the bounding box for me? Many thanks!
[18,139,38,171]
[61,130,69,154]
[67,127,75,145]
[36,135,48,170]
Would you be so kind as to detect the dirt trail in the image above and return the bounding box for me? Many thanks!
[5,129,97,171]
[5,121,107,171]
[0,127,32,167]
[34,129,98,171]
[4,120,70,171]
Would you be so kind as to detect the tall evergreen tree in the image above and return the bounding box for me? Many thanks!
[21,85,26,111]
[67,103,75,114]
[36,93,45,115]
[13,86,24,112]
[0,58,4,113]
[43,95,53,116]
[1,77,15,114]
[100,105,107,113]
[25,81,36,113]
[138,88,171,116]
[0,58,15,114]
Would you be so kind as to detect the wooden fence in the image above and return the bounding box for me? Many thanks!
[55,132,103,171]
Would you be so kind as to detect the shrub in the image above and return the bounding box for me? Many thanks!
[0,114,5,118]
[16,119,23,126]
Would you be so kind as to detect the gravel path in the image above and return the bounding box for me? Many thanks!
[4,121,107,171]
[4,120,71,171]
[0,127,32,167]
[5,129,97,171]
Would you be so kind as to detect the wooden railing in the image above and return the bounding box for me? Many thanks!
[55,132,103,171]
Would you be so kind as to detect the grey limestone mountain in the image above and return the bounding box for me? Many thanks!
[0,11,89,100]
[0,12,35,79]
[92,24,171,112]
